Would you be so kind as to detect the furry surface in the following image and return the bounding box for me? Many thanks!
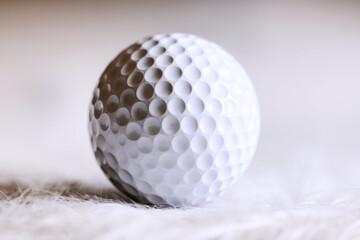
[1,174,360,240]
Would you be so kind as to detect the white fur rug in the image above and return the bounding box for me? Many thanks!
[1,164,360,240]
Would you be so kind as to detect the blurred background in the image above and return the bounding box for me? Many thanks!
[1,0,359,195]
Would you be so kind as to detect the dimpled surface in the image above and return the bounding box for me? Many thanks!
[89,33,260,207]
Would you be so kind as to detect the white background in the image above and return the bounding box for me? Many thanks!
[1,0,359,194]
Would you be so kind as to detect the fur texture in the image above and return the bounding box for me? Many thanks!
[1,175,360,240]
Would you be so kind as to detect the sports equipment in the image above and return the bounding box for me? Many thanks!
[88,33,260,207]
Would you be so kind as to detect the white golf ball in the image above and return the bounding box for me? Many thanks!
[89,33,260,207]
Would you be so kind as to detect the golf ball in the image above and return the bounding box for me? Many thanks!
[89,33,260,207]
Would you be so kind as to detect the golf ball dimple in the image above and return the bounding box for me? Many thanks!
[89,33,260,207]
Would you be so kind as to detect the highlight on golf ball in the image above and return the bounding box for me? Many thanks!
[89,33,260,207]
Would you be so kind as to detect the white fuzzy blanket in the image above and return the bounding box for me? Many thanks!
[1,165,360,240]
